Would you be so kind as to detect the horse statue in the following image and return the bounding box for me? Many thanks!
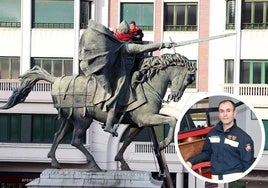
[0,53,196,171]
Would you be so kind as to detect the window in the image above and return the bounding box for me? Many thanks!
[32,0,74,28]
[32,58,73,77]
[0,0,21,28]
[242,0,268,29]
[226,0,236,29]
[164,3,198,31]
[225,59,234,83]
[263,120,268,150]
[0,57,20,79]
[80,0,92,29]
[120,3,154,31]
[0,114,77,144]
[240,60,268,83]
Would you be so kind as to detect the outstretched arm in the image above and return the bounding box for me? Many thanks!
[126,42,173,54]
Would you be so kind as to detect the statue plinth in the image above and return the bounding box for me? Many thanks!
[26,169,163,188]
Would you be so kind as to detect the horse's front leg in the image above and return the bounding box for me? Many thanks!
[47,119,73,168]
[115,127,142,170]
[159,116,177,150]
[139,114,177,151]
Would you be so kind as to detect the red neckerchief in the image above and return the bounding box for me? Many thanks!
[114,32,133,41]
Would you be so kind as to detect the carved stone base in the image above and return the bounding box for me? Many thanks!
[26,169,163,188]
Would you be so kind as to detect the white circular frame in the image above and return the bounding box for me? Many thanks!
[174,92,265,184]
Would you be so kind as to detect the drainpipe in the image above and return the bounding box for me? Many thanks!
[73,0,80,75]
[234,0,242,95]
[20,0,32,73]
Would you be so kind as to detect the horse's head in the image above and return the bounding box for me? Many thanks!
[168,59,196,102]
[136,53,196,102]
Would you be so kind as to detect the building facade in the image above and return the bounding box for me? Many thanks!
[0,0,267,187]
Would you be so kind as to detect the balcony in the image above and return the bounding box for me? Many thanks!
[222,84,268,108]
[0,79,52,103]
[1,80,268,108]
[0,143,88,164]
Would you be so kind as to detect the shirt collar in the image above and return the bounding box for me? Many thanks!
[216,119,237,133]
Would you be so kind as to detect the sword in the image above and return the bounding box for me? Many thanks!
[169,36,176,54]
[170,33,236,47]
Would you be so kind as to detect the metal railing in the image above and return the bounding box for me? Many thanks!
[0,21,21,28]
[223,84,268,96]
[1,80,267,106]
[1,80,267,96]
[0,79,51,92]
[242,23,268,30]
[164,25,197,31]
[33,22,74,29]
[134,143,176,154]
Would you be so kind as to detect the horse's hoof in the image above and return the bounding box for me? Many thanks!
[49,158,61,169]
[114,155,120,162]
[51,163,61,169]
[112,132,118,137]
[101,123,105,129]
[159,142,166,151]
[104,126,118,137]
[121,164,131,171]
[88,164,102,172]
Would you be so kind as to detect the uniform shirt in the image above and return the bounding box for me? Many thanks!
[130,26,144,41]
[188,119,254,176]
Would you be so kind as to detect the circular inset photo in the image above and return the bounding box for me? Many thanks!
[174,93,265,184]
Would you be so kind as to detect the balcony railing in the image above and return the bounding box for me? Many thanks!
[1,80,267,107]
[0,21,21,28]
[33,22,74,29]
[222,83,268,107]
[242,23,268,30]
[0,79,52,102]
[0,79,51,92]
[0,143,89,163]
[223,84,268,96]
[164,25,197,31]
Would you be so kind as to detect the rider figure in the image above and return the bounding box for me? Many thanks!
[79,20,173,136]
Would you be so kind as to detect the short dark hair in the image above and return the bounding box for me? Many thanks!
[218,99,236,110]
[129,21,136,25]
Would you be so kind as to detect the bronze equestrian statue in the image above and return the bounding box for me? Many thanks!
[79,20,177,136]
[0,20,196,172]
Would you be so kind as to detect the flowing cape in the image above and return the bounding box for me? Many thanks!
[79,20,132,111]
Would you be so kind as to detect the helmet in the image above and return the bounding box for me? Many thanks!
[117,20,130,34]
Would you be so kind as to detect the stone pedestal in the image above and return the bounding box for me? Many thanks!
[26,169,163,188]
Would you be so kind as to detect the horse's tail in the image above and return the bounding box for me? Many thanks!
[0,66,56,109]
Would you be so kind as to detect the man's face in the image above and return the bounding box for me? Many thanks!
[129,23,134,30]
[218,101,237,127]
